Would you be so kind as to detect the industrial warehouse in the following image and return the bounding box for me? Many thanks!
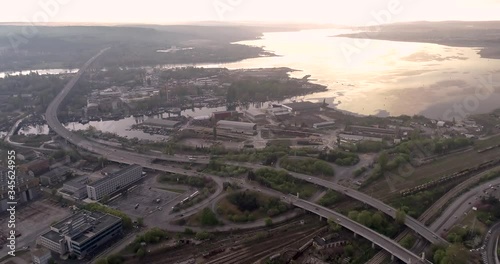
[216,120,257,135]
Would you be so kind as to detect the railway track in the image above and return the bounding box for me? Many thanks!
[367,166,500,264]
[134,217,317,264]
[203,225,325,264]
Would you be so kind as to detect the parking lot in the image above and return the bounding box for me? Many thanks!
[0,199,71,257]
[109,175,181,219]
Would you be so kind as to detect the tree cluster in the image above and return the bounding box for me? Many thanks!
[280,157,335,176]
[84,203,133,230]
[252,168,315,199]
[348,210,401,238]
[318,150,360,166]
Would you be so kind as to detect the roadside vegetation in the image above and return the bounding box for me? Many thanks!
[203,159,248,177]
[347,209,403,238]
[83,204,133,230]
[389,183,454,218]
[248,168,318,199]
[432,244,470,264]
[318,190,344,207]
[279,157,334,176]
[187,208,220,227]
[123,228,169,256]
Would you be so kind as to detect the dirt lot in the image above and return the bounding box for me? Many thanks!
[0,199,71,257]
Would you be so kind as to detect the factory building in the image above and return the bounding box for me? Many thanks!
[142,118,180,129]
[211,111,237,121]
[38,210,122,259]
[349,125,397,138]
[18,159,50,177]
[86,164,142,201]
[244,109,266,122]
[39,167,72,186]
[313,121,336,129]
[338,133,383,143]
[0,168,39,212]
[282,102,321,115]
[217,120,257,135]
[61,176,90,200]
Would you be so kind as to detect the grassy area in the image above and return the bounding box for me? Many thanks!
[182,207,222,227]
[10,134,51,147]
[475,134,500,150]
[363,147,500,200]
[389,182,456,218]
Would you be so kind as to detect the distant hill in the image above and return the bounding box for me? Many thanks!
[336,21,500,59]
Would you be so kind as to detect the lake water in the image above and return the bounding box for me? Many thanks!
[16,102,280,140]
[196,28,500,120]
[17,116,169,141]
[9,28,500,138]
[0,68,78,79]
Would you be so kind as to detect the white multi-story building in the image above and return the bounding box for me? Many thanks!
[38,210,122,259]
[86,164,142,201]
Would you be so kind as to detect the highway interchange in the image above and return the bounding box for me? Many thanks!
[43,49,500,264]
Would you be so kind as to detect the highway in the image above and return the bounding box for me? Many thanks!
[431,176,500,234]
[485,222,500,264]
[283,169,448,245]
[368,166,500,264]
[43,51,445,260]
[289,197,428,264]
[224,161,448,246]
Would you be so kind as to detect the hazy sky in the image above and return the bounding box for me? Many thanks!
[2,0,500,25]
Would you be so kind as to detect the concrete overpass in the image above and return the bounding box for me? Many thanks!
[220,161,449,246]
[289,197,429,264]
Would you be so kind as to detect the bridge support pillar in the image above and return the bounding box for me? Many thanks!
[319,215,322,221]
[371,242,375,249]
[391,255,395,261]
[353,233,357,238]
